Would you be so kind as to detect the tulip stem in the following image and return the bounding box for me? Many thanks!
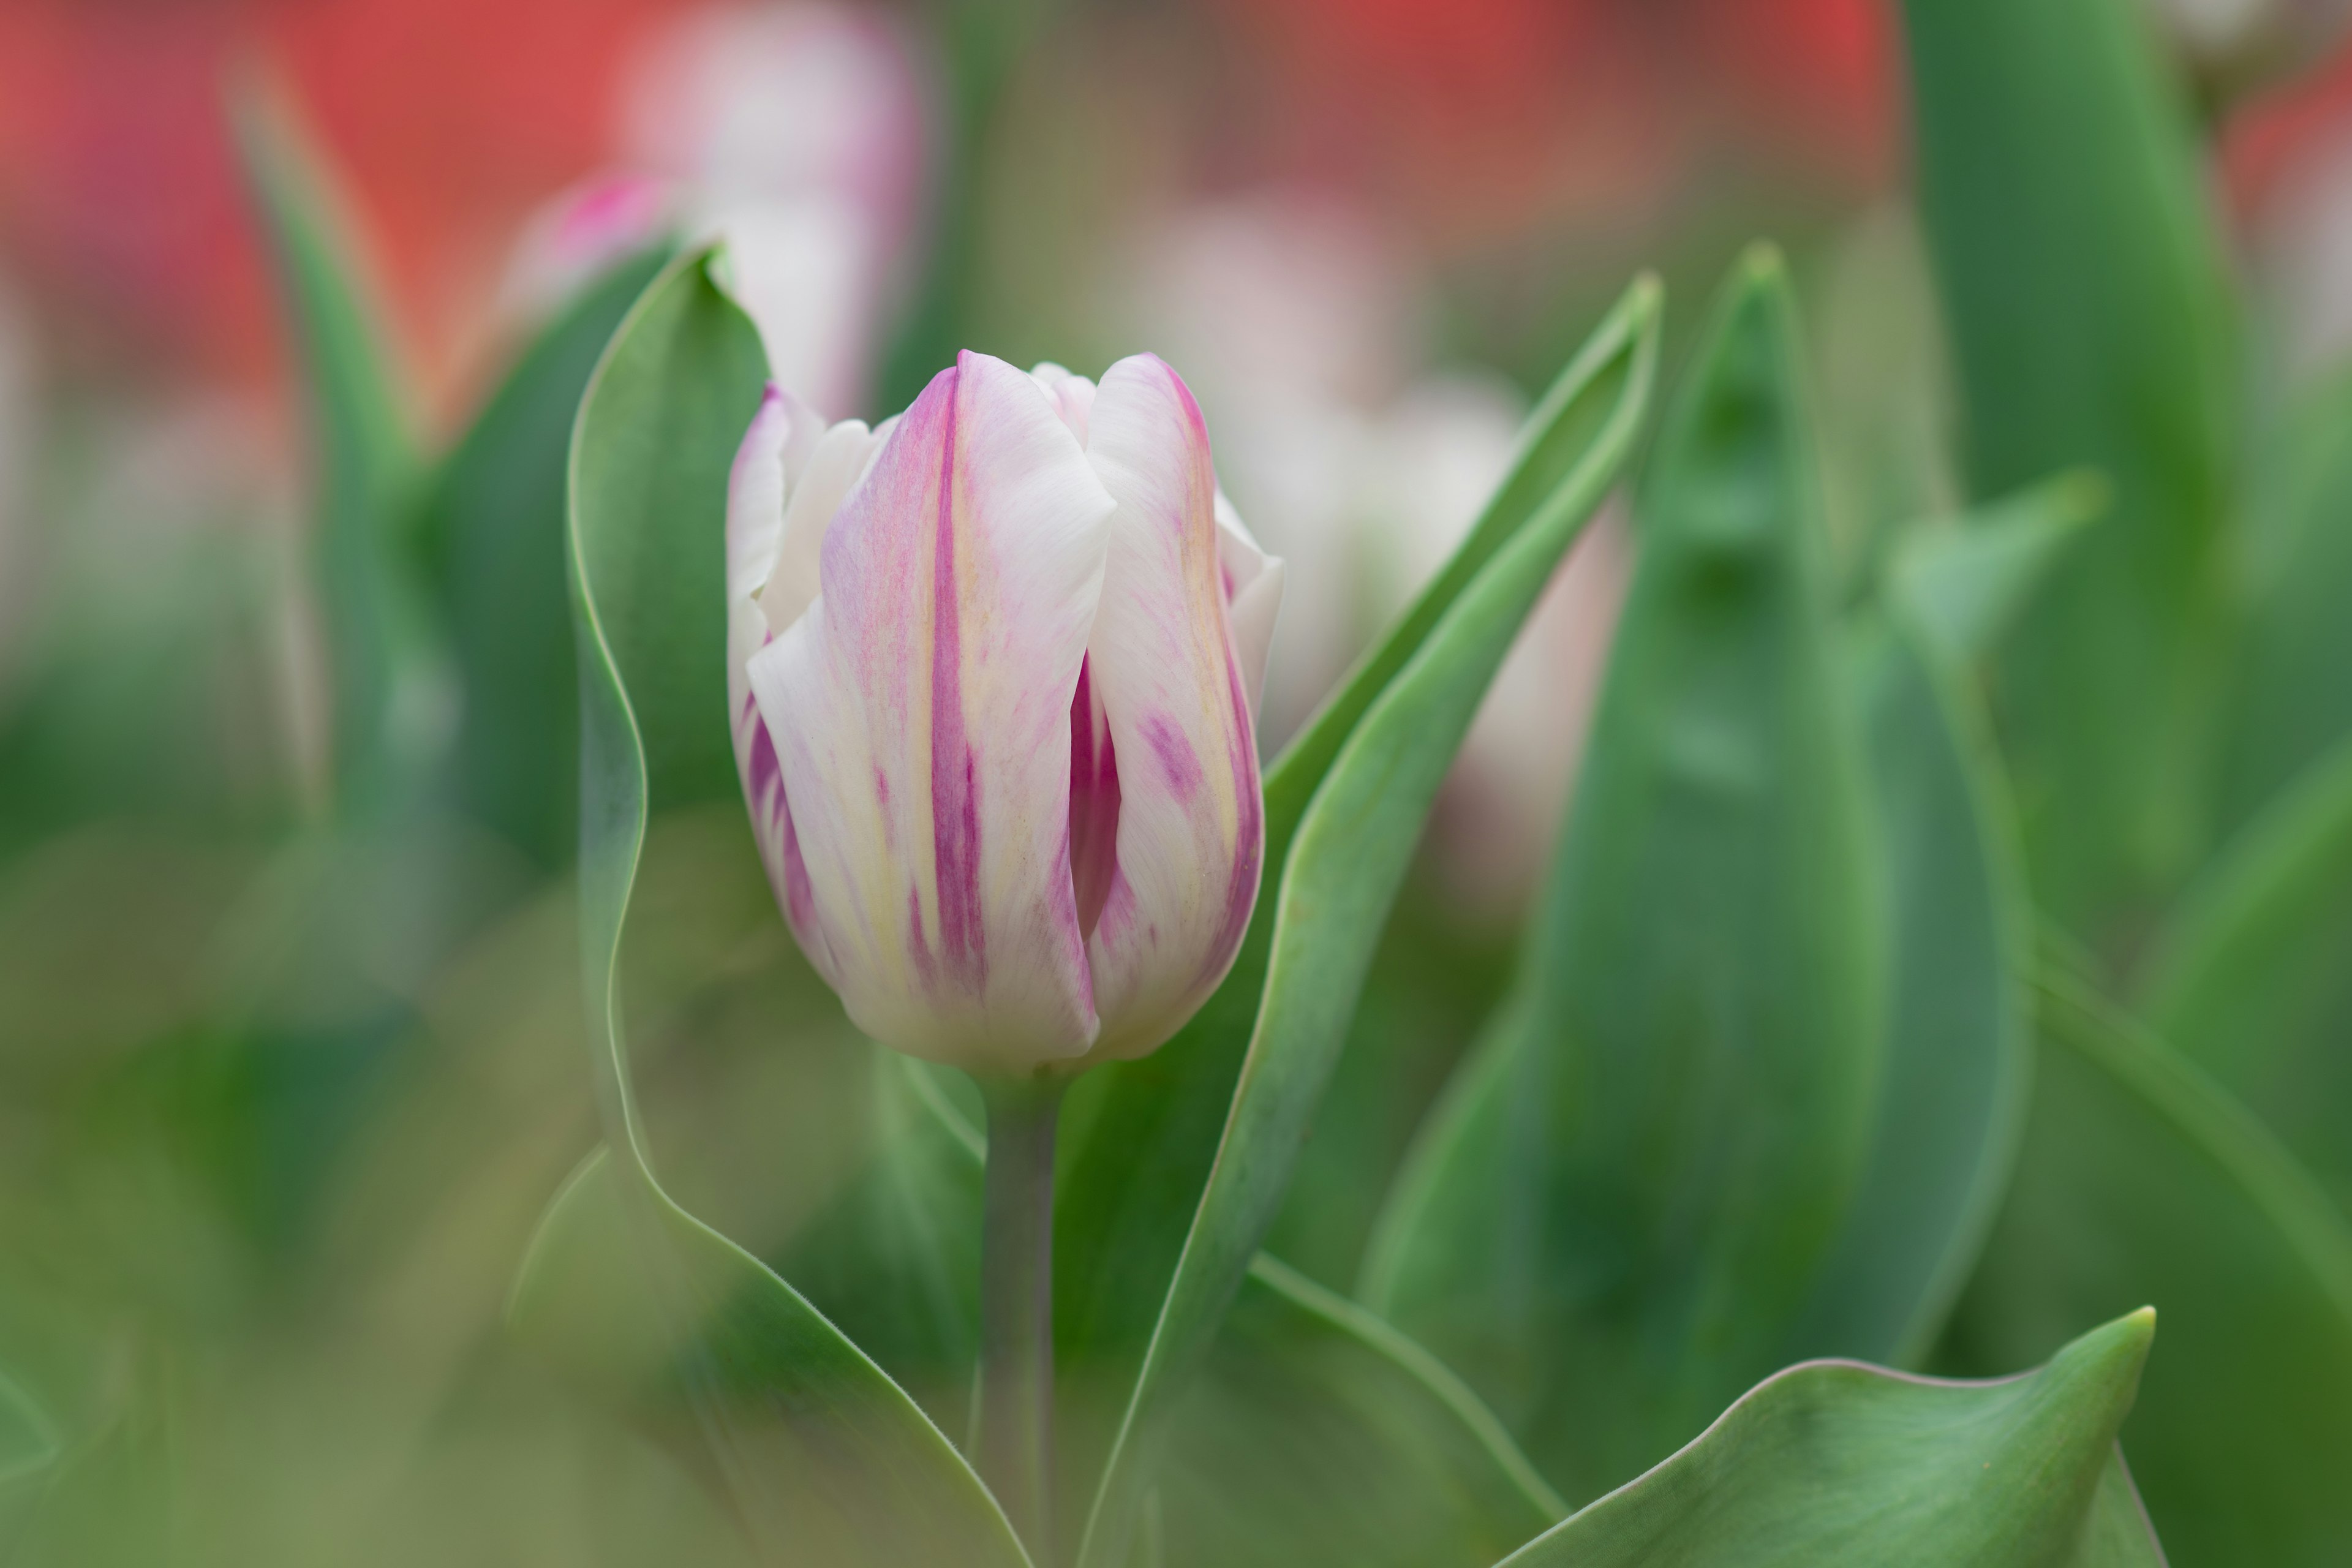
[976,1071,1066,1559]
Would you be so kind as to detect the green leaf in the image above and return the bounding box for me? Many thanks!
[2138,734,2352,1209]
[1154,1258,1562,1568]
[508,249,1028,1568]
[1496,1310,2162,1567]
[1943,974,2352,1565]
[1065,277,1662,1566]
[230,75,429,813]
[1888,472,2108,667]
[418,243,673,869]
[1899,0,2239,932]
[2213,368,2352,842]
[1365,247,1880,1503]
[1784,618,2026,1365]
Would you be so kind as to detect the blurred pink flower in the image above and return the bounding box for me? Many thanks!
[509,2,933,418]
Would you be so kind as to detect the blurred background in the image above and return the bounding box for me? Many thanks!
[5,0,2352,1560]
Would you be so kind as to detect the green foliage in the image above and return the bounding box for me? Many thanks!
[1899,0,2239,933]
[1368,249,1882,1501]
[1499,1311,2162,1567]
[1944,976,2352,1566]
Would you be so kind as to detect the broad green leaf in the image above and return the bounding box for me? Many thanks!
[1496,1310,2162,1567]
[1943,974,2352,1566]
[1889,472,2108,667]
[507,250,1028,1568]
[2213,368,2352,842]
[1366,248,1880,1504]
[1900,0,2239,931]
[1787,483,2095,1364]
[907,1063,1566,1568]
[1067,279,1661,1567]
[418,244,673,870]
[1785,617,2026,1365]
[2139,734,2352,1208]
[230,76,431,814]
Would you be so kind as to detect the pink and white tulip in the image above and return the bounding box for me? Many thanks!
[728,352,1283,1076]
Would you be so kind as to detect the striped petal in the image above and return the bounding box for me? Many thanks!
[1077,353,1269,1060]
[745,351,1118,1072]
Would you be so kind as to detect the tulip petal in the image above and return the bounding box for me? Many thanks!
[726,386,837,979]
[1031,361,1097,445]
[763,413,876,633]
[748,351,1118,1070]
[1214,491,1284,719]
[1079,353,1267,1059]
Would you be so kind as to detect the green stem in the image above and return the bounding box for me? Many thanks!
[976,1071,1066,1559]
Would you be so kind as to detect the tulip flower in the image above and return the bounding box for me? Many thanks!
[726,350,1282,1075]
[726,348,1279,1547]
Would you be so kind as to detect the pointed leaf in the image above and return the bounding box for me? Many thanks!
[230,75,429,812]
[1899,0,2239,929]
[1945,973,2352,1565]
[1366,247,1881,1502]
[1496,1311,2162,1567]
[1889,472,2107,666]
[510,249,1029,1568]
[1069,279,1661,1566]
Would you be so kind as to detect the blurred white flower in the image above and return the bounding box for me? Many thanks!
[506,2,933,418]
[2256,125,2352,387]
[1112,194,1629,913]
[2141,0,2352,96]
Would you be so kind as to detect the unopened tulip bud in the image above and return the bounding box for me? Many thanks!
[727,351,1282,1076]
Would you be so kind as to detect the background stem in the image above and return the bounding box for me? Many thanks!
[977,1071,1066,1559]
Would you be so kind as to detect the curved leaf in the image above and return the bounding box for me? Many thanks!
[1899,0,2239,930]
[1069,278,1662,1566]
[419,243,673,869]
[510,249,1028,1568]
[0,1370,58,1549]
[230,74,429,813]
[1945,974,2352,1565]
[1890,472,2108,667]
[1366,247,1880,1502]
[1496,1311,2162,1567]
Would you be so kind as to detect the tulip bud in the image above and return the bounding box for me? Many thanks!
[728,352,1283,1076]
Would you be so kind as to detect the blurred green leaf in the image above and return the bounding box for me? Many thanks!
[1888,472,2108,667]
[1496,1310,2162,1567]
[2214,368,2352,843]
[1785,622,2025,1365]
[1365,247,1880,1503]
[1899,0,2239,933]
[1155,1258,1562,1568]
[1784,480,2097,1365]
[418,244,673,870]
[1943,973,2352,1565]
[508,250,1027,1568]
[2138,731,2352,1209]
[230,74,431,816]
[1065,277,1660,1567]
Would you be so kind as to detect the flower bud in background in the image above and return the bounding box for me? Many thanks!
[507,2,932,417]
[2144,0,2352,101]
[727,353,1282,1075]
